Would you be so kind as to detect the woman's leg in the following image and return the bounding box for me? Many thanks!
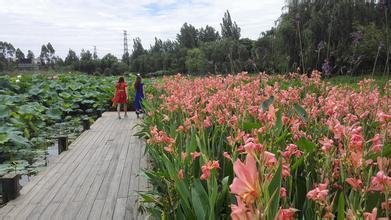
[124,104,128,117]
[117,103,121,119]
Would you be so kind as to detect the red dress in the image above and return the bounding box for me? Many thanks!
[112,82,127,104]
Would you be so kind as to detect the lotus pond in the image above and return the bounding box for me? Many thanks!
[0,73,145,180]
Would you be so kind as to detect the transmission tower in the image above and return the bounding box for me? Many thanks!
[93,46,97,60]
[123,30,129,56]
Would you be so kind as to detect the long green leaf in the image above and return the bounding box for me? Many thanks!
[191,180,209,220]
[293,103,308,122]
[268,162,282,219]
[337,192,345,220]
[261,96,275,111]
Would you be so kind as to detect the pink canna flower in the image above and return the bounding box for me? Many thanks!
[190,151,201,160]
[176,125,185,132]
[350,151,363,169]
[323,213,335,219]
[348,129,364,152]
[200,160,220,180]
[203,116,212,128]
[369,134,382,153]
[230,154,260,205]
[323,206,335,219]
[282,163,290,178]
[229,115,238,127]
[178,169,184,180]
[164,144,174,153]
[181,152,187,161]
[263,151,277,168]
[346,178,363,190]
[346,209,355,220]
[369,171,391,192]
[281,144,302,159]
[280,187,287,198]
[381,198,391,210]
[377,111,391,123]
[243,140,263,156]
[363,208,377,220]
[307,182,329,203]
[230,196,255,220]
[377,157,390,172]
[319,137,334,153]
[276,208,297,220]
[223,152,232,161]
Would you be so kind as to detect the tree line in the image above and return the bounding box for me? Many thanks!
[1,0,390,76]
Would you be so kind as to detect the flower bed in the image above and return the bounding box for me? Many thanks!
[137,72,390,219]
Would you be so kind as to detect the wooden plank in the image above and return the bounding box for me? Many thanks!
[49,117,118,219]
[20,117,112,218]
[112,198,127,220]
[95,126,126,201]
[18,113,105,196]
[72,117,119,203]
[125,132,143,219]
[100,120,132,219]
[117,137,139,198]
[0,115,109,218]
[0,112,147,220]
[13,203,36,220]
[37,202,60,220]
[88,199,105,220]
[58,201,82,220]
[75,140,117,218]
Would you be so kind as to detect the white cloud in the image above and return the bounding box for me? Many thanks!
[0,0,285,58]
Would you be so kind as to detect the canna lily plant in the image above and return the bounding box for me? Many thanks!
[136,72,390,219]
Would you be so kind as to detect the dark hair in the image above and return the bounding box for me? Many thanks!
[118,76,125,83]
[134,75,142,91]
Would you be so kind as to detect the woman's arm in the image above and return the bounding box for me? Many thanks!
[125,84,129,101]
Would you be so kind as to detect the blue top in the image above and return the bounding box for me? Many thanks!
[134,83,144,110]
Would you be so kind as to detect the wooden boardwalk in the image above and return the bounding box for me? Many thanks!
[0,112,149,220]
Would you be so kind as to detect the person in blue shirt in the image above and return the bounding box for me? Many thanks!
[134,74,144,118]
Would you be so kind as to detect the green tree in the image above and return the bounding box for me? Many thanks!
[79,49,95,74]
[15,48,25,62]
[185,48,207,74]
[177,23,198,48]
[198,25,220,43]
[39,44,49,66]
[130,38,146,72]
[65,49,79,66]
[27,50,35,62]
[100,53,118,70]
[220,10,241,40]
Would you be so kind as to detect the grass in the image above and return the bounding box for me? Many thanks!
[325,73,390,86]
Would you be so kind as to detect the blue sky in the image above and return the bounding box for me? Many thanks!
[0,0,286,58]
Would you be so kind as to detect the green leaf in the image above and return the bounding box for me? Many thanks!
[274,110,283,132]
[46,107,62,120]
[242,121,261,133]
[337,192,345,220]
[296,137,316,153]
[9,133,31,147]
[261,96,274,111]
[268,162,282,219]
[0,133,10,144]
[0,105,10,119]
[293,103,308,122]
[191,180,209,220]
[291,157,304,172]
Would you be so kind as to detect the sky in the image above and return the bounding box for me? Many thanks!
[0,0,286,58]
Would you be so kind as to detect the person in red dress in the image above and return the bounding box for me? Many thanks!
[112,76,128,119]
